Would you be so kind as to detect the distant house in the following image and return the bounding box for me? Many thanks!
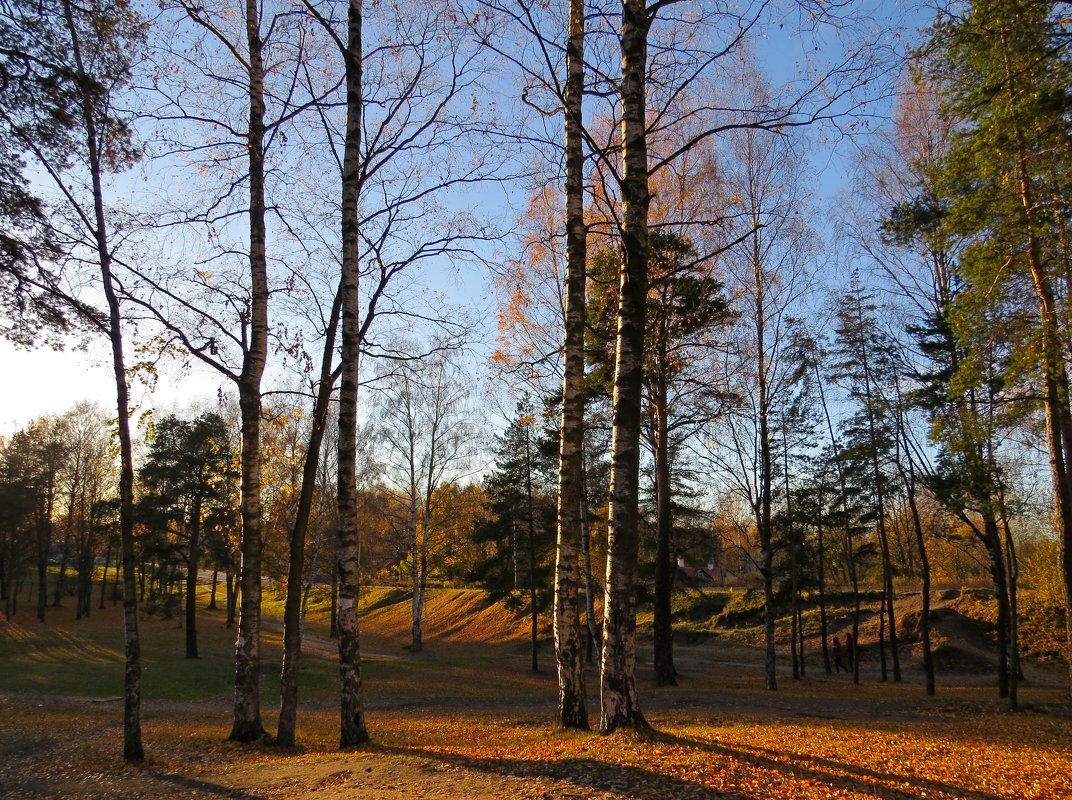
[676,556,727,583]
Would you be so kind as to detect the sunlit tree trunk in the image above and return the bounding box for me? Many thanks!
[552,0,588,728]
[229,0,270,743]
[336,0,370,749]
[61,0,143,758]
[277,289,342,747]
[599,0,650,733]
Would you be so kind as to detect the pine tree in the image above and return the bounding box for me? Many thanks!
[138,412,236,660]
[0,0,145,757]
[474,403,556,672]
[590,231,727,687]
[831,273,902,682]
[924,0,1072,693]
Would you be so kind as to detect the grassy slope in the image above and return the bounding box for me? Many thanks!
[3,582,1072,799]
[2,582,1064,700]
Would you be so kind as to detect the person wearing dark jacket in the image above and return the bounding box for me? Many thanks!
[832,635,847,673]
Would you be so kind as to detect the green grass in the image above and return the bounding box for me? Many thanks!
[0,582,543,705]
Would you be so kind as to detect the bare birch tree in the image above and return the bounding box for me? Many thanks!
[373,347,474,651]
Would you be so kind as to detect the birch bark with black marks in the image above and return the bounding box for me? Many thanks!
[228,0,271,743]
[599,0,650,734]
[552,0,588,728]
[336,0,369,748]
[226,0,272,742]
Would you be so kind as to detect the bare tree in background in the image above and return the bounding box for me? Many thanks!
[373,347,474,652]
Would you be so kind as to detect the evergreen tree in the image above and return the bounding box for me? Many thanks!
[138,412,237,659]
[922,0,1072,694]
[473,403,556,672]
[590,231,728,686]
[831,273,902,682]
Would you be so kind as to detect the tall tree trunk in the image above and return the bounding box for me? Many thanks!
[186,506,201,659]
[983,511,1011,699]
[993,28,1072,699]
[904,470,933,696]
[756,268,775,690]
[552,0,588,726]
[336,0,369,747]
[209,566,218,610]
[61,0,142,758]
[1019,178,1072,697]
[1000,502,1019,708]
[99,543,110,611]
[817,506,830,674]
[599,0,650,733]
[526,426,539,673]
[228,0,270,743]
[277,289,342,747]
[652,389,676,686]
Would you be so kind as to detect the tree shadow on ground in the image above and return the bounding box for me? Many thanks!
[655,731,1008,800]
[385,727,1011,800]
[381,744,730,799]
[144,771,269,800]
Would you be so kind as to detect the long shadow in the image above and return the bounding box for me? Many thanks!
[379,744,733,799]
[382,727,1011,800]
[147,770,269,800]
[656,731,1009,800]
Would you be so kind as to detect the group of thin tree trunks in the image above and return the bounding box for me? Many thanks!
[4,0,1072,763]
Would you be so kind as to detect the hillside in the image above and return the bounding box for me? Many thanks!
[3,580,1072,799]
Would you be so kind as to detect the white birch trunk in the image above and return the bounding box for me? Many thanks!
[337,0,369,747]
[553,0,588,729]
[228,0,270,743]
[599,0,650,733]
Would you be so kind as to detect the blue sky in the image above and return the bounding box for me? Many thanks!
[0,0,922,438]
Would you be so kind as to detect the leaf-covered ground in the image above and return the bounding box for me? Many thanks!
[2,587,1071,799]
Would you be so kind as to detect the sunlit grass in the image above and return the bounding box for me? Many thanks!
[3,580,1072,799]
